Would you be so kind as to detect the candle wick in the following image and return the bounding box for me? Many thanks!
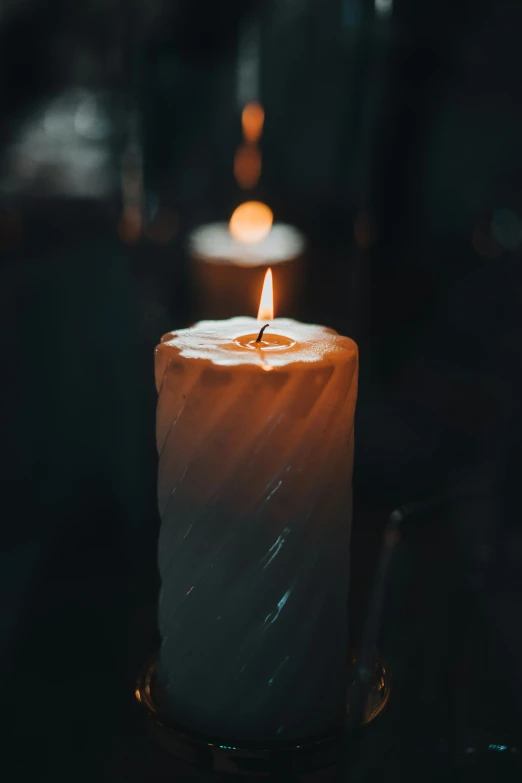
[255,323,270,343]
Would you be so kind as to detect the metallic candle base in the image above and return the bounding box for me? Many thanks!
[135,653,390,777]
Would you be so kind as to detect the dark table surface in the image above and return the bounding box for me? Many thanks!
[5,492,521,782]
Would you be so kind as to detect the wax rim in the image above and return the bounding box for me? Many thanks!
[188,223,305,266]
[157,317,357,371]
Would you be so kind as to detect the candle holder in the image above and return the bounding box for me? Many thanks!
[134,502,448,776]
[135,650,390,777]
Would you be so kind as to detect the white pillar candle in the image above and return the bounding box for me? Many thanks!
[154,278,357,742]
[189,218,305,320]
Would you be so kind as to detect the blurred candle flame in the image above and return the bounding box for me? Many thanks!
[229,201,273,244]
[234,143,262,189]
[242,101,264,143]
[257,268,274,321]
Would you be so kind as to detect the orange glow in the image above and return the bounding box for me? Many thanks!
[242,101,264,143]
[233,143,262,189]
[354,212,374,249]
[145,209,179,244]
[118,206,142,244]
[257,268,274,320]
[229,201,273,244]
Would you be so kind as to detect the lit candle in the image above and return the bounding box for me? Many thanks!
[189,201,305,320]
[155,270,358,741]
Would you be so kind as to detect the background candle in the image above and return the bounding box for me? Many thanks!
[188,203,306,320]
[154,307,358,741]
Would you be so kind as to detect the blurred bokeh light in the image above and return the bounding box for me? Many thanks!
[229,200,274,244]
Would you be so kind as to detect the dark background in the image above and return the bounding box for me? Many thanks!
[1,0,521,779]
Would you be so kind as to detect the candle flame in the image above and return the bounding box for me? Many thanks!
[229,201,273,244]
[257,268,274,321]
[242,101,264,143]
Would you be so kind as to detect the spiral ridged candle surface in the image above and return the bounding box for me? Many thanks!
[154,317,358,741]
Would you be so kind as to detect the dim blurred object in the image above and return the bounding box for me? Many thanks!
[0,88,115,197]
[233,101,264,189]
[189,201,305,320]
[233,142,262,189]
[236,15,260,109]
[119,135,144,243]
